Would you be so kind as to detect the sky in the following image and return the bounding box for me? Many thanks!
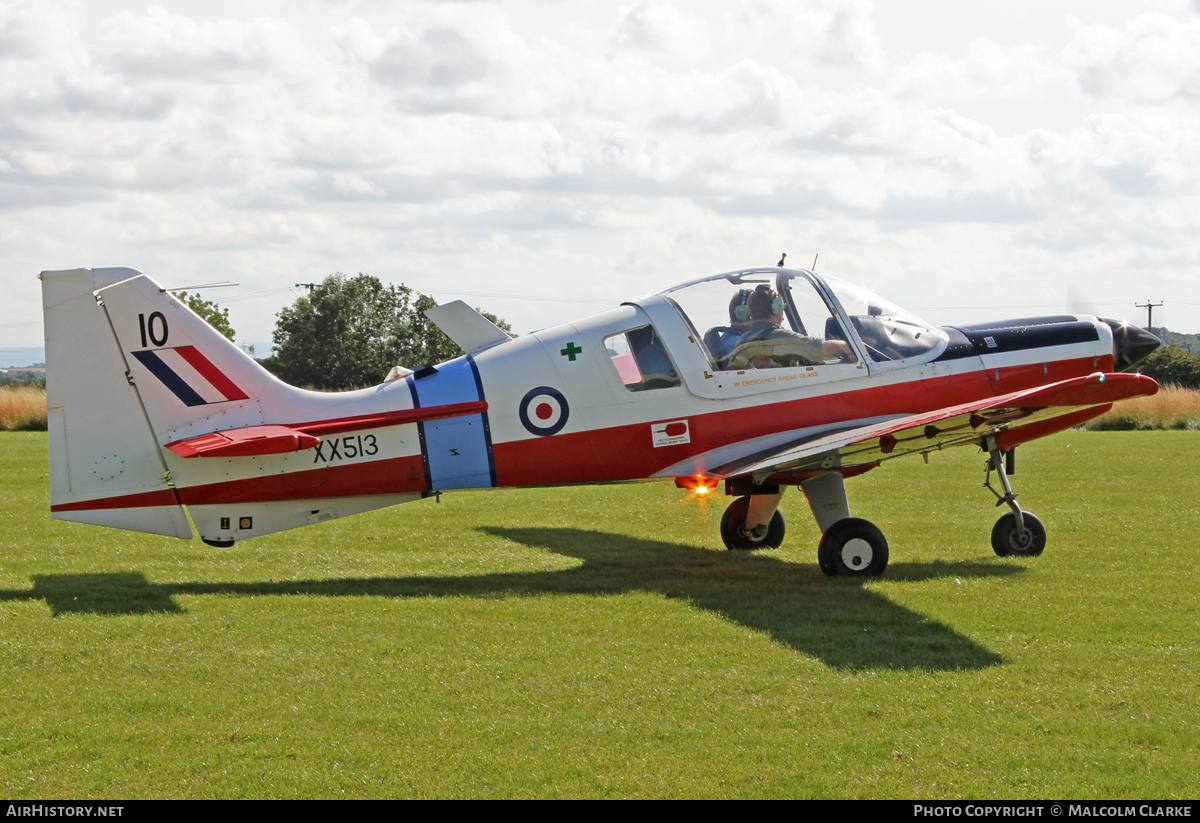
[4,0,1200,361]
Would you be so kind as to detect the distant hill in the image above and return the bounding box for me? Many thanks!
[1150,328,1200,353]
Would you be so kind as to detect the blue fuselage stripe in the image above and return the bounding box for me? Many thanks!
[407,358,496,491]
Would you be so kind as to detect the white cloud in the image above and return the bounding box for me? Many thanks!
[1065,12,1200,101]
[99,6,308,79]
[610,1,710,56]
[5,0,1200,347]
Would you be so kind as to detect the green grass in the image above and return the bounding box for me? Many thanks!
[1,430,1198,798]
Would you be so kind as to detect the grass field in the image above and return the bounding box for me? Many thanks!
[1,430,1197,798]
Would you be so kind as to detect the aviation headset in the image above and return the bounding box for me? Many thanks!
[732,285,785,321]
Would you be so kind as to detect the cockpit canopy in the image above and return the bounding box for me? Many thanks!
[659,269,946,370]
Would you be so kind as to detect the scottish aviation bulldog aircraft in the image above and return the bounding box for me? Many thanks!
[40,264,1160,577]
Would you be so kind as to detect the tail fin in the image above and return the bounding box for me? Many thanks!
[41,268,192,538]
[93,271,281,440]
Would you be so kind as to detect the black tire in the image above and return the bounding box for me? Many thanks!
[817,518,889,577]
[991,511,1046,557]
[720,496,786,551]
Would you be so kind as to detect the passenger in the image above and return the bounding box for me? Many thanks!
[729,285,854,368]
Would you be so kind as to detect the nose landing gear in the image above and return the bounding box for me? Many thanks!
[991,511,1046,556]
[984,438,1046,558]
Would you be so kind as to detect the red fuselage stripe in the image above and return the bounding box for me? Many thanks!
[175,454,427,504]
[48,355,1123,511]
[52,488,181,512]
[491,355,1113,487]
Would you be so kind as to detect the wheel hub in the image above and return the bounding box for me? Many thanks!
[739,523,769,542]
[841,537,873,570]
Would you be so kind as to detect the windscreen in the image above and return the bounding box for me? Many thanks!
[819,276,944,363]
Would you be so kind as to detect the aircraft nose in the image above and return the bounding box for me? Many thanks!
[1101,319,1161,372]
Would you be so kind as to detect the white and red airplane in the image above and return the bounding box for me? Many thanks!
[40,264,1160,577]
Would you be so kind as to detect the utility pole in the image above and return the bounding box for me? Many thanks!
[1135,300,1163,329]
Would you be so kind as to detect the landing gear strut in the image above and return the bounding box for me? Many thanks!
[983,439,1046,557]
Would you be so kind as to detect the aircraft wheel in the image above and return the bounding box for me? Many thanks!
[720,496,786,551]
[991,512,1046,557]
[817,518,889,577]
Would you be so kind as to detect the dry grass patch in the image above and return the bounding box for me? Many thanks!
[1084,383,1200,430]
[0,387,47,431]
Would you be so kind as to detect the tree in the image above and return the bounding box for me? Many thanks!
[174,291,236,341]
[265,273,512,391]
[1136,343,1200,389]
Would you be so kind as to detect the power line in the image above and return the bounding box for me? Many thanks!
[212,285,613,307]
[415,288,612,305]
[910,301,1135,312]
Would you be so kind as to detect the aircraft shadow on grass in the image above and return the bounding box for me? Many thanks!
[2,528,1018,671]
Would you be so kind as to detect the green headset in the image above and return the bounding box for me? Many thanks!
[732,285,785,321]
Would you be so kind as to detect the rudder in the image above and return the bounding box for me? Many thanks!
[41,268,192,538]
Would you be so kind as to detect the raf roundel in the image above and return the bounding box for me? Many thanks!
[518,387,570,436]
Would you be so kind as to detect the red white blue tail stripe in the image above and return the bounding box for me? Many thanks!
[131,346,249,407]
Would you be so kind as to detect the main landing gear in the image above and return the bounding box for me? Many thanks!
[715,438,1047,577]
[717,473,891,577]
[817,518,890,576]
[803,471,889,577]
[983,438,1046,557]
[720,492,787,550]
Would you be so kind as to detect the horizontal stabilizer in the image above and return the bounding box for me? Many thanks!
[289,400,488,437]
[166,400,490,457]
[167,426,320,458]
[423,300,511,355]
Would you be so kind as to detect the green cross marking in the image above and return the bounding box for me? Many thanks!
[560,342,582,361]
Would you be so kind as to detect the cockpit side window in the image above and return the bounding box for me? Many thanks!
[605,326,681,392]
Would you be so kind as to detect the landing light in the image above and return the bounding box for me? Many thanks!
[674,474,720,495]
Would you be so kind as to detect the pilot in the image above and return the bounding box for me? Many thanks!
[702,290,757,369]
[729,285,853,368]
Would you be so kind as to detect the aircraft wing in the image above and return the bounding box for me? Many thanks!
[706,372,1158,480]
